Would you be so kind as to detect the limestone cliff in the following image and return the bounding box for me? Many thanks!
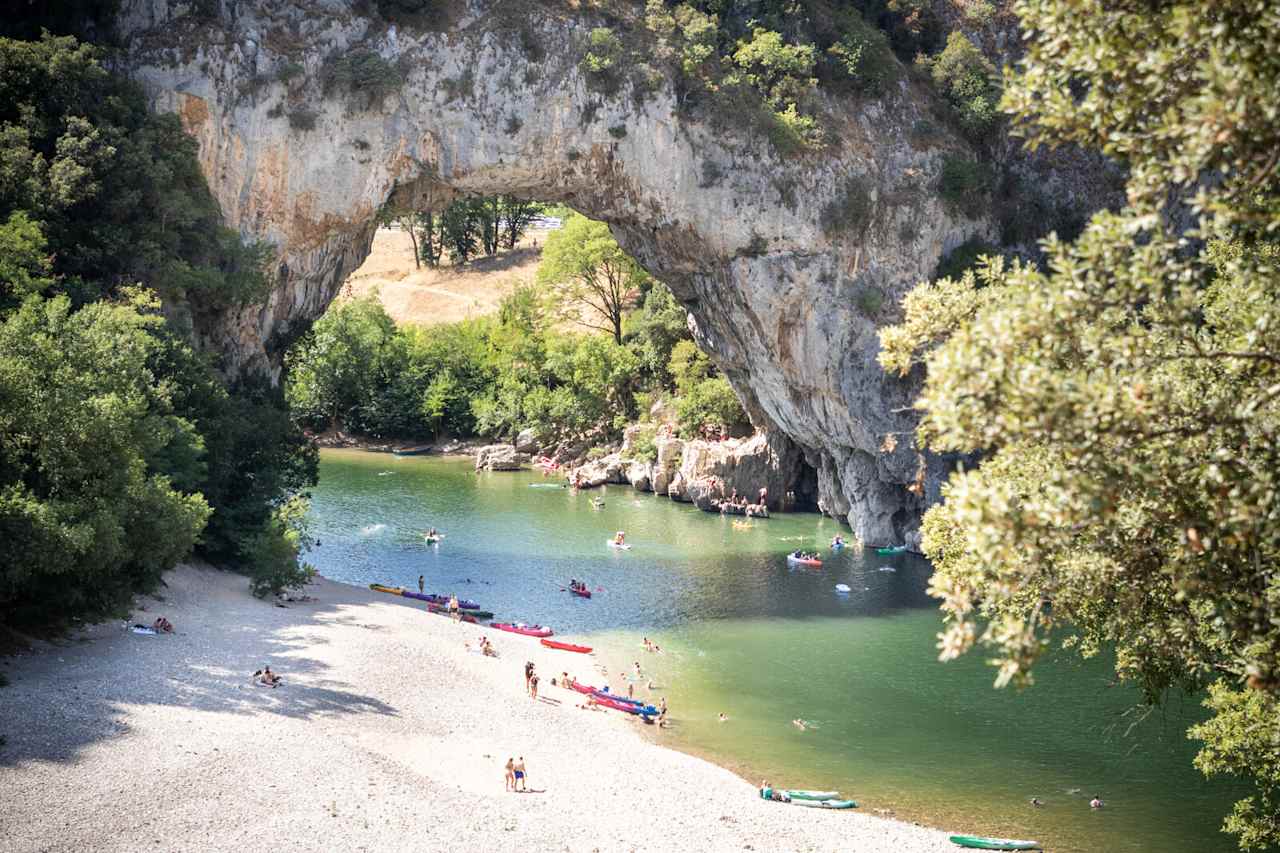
[114,0,1045,543]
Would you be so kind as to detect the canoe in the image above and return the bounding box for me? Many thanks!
[789,798,857,810]
[875,545,906,555]
[423,535,442,544]
[392,446,433,456]
[492,622,554,638]
[606,540,631,550]
[541,638,593,654]
[369,584,403,595]
[948,837,1042,851]
[569,586,592,598]
[401,591,480,609]
[567,681,656,714]
[786,790,840,801]
[786,554,823,567]
[425,602,494,619]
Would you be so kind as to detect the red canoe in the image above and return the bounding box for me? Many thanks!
[491,622,554,638]
[786,554,823,567]
[569,586,592,599]
[541,638,592,654]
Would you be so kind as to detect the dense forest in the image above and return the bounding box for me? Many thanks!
[0,32,317,624]
[286,211,748,451]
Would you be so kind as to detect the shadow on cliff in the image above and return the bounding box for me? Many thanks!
[0,567,400,768]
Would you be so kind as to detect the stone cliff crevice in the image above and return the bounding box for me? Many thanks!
[117,0,1013,544]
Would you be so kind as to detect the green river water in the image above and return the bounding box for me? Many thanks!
[307,449,1243,852]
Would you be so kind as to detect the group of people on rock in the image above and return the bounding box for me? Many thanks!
[715,485,769,516]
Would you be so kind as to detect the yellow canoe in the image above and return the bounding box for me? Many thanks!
[369,583,404,596]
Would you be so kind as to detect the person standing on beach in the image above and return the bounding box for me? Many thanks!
[514,757,527,791]
[449,593,460,623]
[530,672,539,700]
[418,575,424,594]
[504,758,515,791]
[525,661,535,694]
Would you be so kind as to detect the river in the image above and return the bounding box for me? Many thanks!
[306,449,1242,852]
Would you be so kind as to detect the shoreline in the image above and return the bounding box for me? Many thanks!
[0,563,956,852]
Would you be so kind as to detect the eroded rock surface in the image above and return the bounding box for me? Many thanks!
[115,0,1071,542]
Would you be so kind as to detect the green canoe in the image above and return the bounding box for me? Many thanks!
[786,790,840,801]
[949,836,1042,851]
[790,798,857,809]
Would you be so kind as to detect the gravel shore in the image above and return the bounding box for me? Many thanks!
[0,564,955,852]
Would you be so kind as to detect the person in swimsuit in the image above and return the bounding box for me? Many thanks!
[449,593,459,623]
[525,661,535,694]
[1090,796,1105,809]
[718,712,727,722]
[504,758,515,791]
[418,575,424,594]
[514,757,527,791]
[530,673,539,700]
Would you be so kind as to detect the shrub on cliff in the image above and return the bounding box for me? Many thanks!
[919,31,1001,141]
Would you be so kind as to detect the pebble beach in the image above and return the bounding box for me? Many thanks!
[0,564,956,852]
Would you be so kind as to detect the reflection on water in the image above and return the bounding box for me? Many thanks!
[307,450,1242,853]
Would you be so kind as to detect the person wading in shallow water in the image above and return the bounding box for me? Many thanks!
[418,575,424,594]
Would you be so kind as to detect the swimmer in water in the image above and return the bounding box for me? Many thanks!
[1029,797,1044,807]
[792,718,807,731]
[718,712,727,723]
[1089,796,1104,809]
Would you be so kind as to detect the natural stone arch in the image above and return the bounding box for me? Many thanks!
[118,0,985,543]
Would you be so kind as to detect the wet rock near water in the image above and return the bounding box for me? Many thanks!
[474,444,529,471]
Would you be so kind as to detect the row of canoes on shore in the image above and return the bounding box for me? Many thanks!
[368,583,595,651]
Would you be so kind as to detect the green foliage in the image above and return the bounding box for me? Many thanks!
[820,176,873,236]
[322,49,402,109]
[0,34,272,310]
[921,31,1001,140]
[675,377,747,438]
[538,212,649,344]
[880,0,1280,845]
[624,281,692,390]
[0,292,211,625]
[853,284,885,318]
[1190,684,1280,851]
[934,236,1001,282]
[668,339,711,393]
[581,27,624,92]
[0,212,54,311]
[824,11,897,96]
[629,424,659,462]
[0,32,317,628]
[243,496,316,597]
[938,156,989,219]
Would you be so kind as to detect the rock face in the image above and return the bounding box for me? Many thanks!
[572,431,811,517]
[474,444,527,472]
[113,1,1076,543]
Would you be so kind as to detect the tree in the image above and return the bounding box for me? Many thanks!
[537,212,649,344]
[624,281,691,390]
[0,292,211,624]
[878,1,1280,847]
